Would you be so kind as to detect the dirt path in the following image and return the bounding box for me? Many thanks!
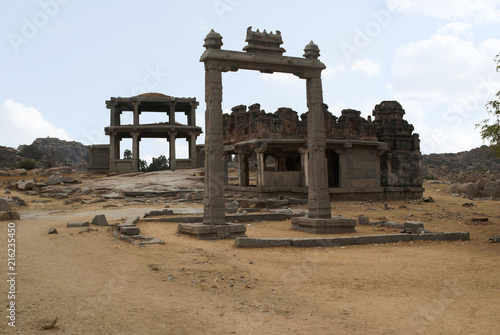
[1,181,499,334]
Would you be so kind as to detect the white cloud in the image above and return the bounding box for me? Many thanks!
[0,99,72,148]
[388,0,500,22]
[351,58,382,77]
[260,72,302,84]
[389,34,500,103]
[388,28,500,153]
[436,22,474,40]
[323,63,346,79]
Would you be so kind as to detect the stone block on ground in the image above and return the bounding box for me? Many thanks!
[235,237,291,248]
[45,175,64,186]
[411,232,470,242]
[178,222,247,240]
[291,237,356,248]
[471,217,489,223]
[488,236,500,243]
[17,180,35,191]
[0,211,11,220]
[358,215,370,225]
[48,228,58,234]
[123,216,140,226]
[416,227,433,234]
[291,216,357,234]
[120,226,140,235]
[356,234,412,245]
[225,201,239,214]
[9,211,20,220]
[188,193,203,201]
[91,214,109,226]
[67,221,90,228]
[144,209,174,217]
[404,221,424,232]
[0,198,11,211]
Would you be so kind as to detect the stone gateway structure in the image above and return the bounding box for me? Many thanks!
[179,27,361,238]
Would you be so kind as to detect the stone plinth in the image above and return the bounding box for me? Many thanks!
[291,215,356,234]
[178,223,247,240]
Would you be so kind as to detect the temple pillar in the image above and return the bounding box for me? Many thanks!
[202,65,226,225]
[237,151,249,187]
[298,147,308,187]
[255,146,266,188]
[169,102,176,125]
[224,153,231,186]
[189,132,197,160]
[335,149,348,188]
[109,133,117,160]
[169,132,176,170]
[132,132,140,160]
[305,74,331,219]
[132,101,140,126]
[188,102,197,126]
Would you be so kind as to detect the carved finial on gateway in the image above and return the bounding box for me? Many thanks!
[204,29,223,50]
[303,41,320,59]
[242,26,286,56]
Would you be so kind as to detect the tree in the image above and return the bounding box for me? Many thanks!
[139,160,148,172]
[123,149,132,159]
[18,144,44,160]
[477,53,500,157]
[146,155,169,172]
[17,158,37,170]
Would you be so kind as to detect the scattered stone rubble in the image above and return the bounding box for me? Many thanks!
[447,179,500,199]
[63,213,165,246]
[0,198,20,221]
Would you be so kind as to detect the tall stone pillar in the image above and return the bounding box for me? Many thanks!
[335,149,348,188]
[109,102,118,126]
[132,101,140,126]
[202,64,225,225]
[189,132,197,160]
[109,133,117,160]
[298,147,308,187]
[237,151,249,187]
[132,132,140,172]
[291,41,356,233]
[305,74,331,219]
[178,29,246,239]
[169,132,176,171]
[224,153,231,186]
[189,102,197,126]
[132,132,140,160]
[255,146,266,188]
[169,102,176,125]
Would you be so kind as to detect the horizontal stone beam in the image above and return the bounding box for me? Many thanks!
[234,232,470,248]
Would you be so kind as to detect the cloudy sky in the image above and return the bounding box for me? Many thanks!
[1,0,500,162]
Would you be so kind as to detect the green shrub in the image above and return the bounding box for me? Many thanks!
[141,155,169,172]
[17,158,37,170]
[18,144,44,160]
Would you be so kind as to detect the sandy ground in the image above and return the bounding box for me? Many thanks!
[0,178,499,335]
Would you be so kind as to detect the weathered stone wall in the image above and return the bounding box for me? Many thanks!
[345,149,379,188]
[223,100,423,190]
[381,151,422,187]
[222,104,378,145]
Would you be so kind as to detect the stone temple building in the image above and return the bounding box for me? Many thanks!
[222,100,423,200]
[88,93,202,174]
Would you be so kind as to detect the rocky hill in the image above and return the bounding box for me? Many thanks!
[0,145,22,168]
[31,137,89,167]
[423,145,500,182]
